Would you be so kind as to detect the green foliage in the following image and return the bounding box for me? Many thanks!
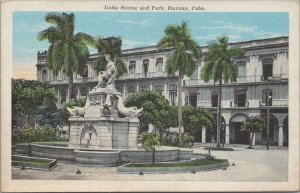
[241,116,266,133]
[200,35,245,83]
[125,90,178,135]
[183,105,214,136]
[65,97,87,108]
[157,22,201,76]
[162,133,194,147]
[90,36,127,78]
[19,125,36,143]
[181,133,195,147]
[37,12,93,100]
[35,98,61,128]
[12,79,57,124]
[162,134,179,146]
[37,125,57,142]
[57,107,71,126]
[139,131,161,151]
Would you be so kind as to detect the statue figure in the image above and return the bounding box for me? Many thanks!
[116,96,143,117]
[94,54,116,89]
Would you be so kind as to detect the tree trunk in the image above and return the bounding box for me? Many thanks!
[216,71,222,148]
[152,148,155,164]
[249,132,254,149]
[178,73,183,145]
[68,73,74,101]
[27,115,30,125]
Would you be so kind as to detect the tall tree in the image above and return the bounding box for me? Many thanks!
[200,35,245,147]
[157,21,201,143]
[89,36,127,78]
[12,79,57,125]
[37,12,94,100]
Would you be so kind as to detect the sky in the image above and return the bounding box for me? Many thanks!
[13,12,289,80]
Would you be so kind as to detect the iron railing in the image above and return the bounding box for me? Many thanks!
[184,74,288,86]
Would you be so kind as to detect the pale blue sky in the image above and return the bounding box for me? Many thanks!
[13,12,288,79]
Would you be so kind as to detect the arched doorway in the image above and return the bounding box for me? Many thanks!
[261,114,278,145]
[283,116,288,147]
[80,124,98,148]
[230,114,249,144]
[206,115,225,143]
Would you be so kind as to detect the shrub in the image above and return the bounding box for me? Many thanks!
[162,133,179,146]
[19,124,36,143]
[181,133,195,147]
[66,97,87,108]
[37,125,57,142]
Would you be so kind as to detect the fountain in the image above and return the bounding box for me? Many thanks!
[68,54,142,150]
[19,54,194,166]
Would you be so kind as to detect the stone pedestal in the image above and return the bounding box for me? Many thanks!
[69,117,139,149]
[68,86,140,150]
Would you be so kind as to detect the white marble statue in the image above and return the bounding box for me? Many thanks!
[94,54,116,89]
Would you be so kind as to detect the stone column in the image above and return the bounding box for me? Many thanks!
[278,124,284,146]
[77,88,80,99]
[136,84,139,93]
[123,85,126,98]
[201,126,206,143]
[164,83,168,98]
[225,124,230,144]
[150,83,153,91]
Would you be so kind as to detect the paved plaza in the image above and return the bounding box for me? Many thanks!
[12,145,288,182]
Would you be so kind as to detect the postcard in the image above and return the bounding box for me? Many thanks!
[1,0,299,192]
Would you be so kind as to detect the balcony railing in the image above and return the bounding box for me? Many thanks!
[184,74,288,86]
[197,99,287,108]
[118,72,178,80]
[230,101,249,107]
[47,77,98,85]
[259,99,288,107]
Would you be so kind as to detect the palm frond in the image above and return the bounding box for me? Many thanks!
[74,32,95,46]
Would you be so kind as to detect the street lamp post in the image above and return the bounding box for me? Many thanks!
[266,85,270,150]
[266,77,273,150]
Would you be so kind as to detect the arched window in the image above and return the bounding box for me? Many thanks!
[262,58,273,80]
[143,60,149,77]
[156,58,163,73]
[236,61,247,82]
[129,61,136,74]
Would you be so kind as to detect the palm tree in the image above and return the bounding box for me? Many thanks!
[89,36,127,78]
[157,22,201,143]
[37,12,94,100]
[200,35,245,147]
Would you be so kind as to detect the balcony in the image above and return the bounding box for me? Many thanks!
[118,72,178,80]
[184,74,288,86]
[47,77,98,85]
[259,99,288,107]
[230,101,249,107]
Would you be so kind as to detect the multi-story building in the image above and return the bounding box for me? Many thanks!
[36,36,289,147]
